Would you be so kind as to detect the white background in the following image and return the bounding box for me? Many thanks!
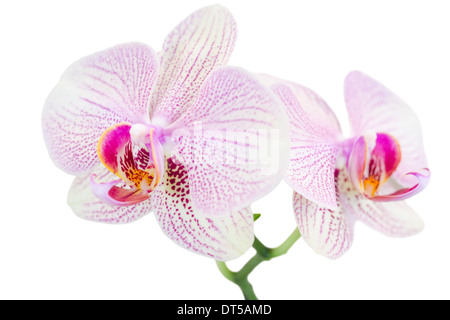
[1,0,449,300]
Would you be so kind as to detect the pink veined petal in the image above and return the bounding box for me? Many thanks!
[344,71,429,187]
[336,166,424,237]
[268,78,343,209]
[150,4,237,125]
[151,159,254,261]
[42,43,159,175]
[168,66,290,216]
[258,74,342,139]
[67,165,152,224]
[293,190,355,260]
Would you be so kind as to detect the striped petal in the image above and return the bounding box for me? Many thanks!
[42,43,159,175]
[68,165,152,224]
[293,189,355,260]
[168,66,290,216]
[270,79,343,209]
[151,159,254,261]
[150,5,237,125]
[344,71,429,189]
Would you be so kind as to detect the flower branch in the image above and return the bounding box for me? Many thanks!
[216,227,301,300]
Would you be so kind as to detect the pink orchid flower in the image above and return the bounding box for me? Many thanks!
[263,71,430,259]
[42,5,289,261]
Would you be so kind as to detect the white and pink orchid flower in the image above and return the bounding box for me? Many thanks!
[263,71,430,259]
[42,5,289,261]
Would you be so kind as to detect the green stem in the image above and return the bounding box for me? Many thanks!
[267,227,302,257]
[216,228,301,300]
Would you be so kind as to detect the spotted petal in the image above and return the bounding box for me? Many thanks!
[269,78,343,209]
[151,159,254,261]
[293,190,354,260]
[150,5,237,125]
[42,43,159,175]
[344,71,429,190]
[168,66,290,216]
[68,165,152,224]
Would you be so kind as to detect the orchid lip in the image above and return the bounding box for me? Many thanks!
[90,174,149,206]
[347,132,429,201]
[94,122,166,206]
[370,168,430,202]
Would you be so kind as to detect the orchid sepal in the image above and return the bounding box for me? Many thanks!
[42,43,159,176]
[68,165,152,224]
[260,75,343,210]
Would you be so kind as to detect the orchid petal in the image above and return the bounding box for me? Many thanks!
[150,5,237,125]
[344,71,429,187]
[354,201,425,237]
[151,159,254,261]
[42,43,159,175]
[258,74,343,138]
[293,191,355,260]
[269,79,343,209]
[169,66,290,216]
[68,165,152,223]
